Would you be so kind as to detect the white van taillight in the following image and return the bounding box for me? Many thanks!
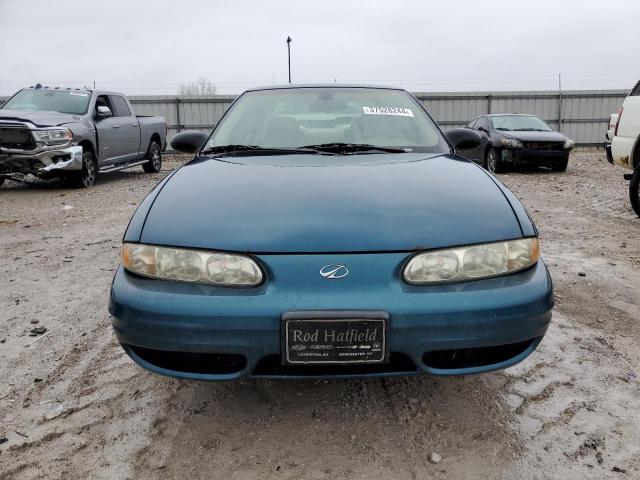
[614,107,623,136]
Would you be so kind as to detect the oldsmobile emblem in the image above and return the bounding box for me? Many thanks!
[319,264,349,279]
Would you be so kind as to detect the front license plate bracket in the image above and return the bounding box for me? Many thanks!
[281,311,389,365]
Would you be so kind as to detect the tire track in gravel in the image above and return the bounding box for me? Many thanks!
[0,163,188,480]
[499,151,640,479]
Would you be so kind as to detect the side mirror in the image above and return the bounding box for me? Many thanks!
[445,128,482,150]
[170,130,208,153]
[96,105,113,119]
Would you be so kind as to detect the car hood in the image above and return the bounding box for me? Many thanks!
[499,130,566,142]
[140,153,524,253]
[0,109,81,127]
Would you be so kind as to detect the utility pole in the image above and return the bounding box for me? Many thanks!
[557,73,563,131]
[286,36,292,84]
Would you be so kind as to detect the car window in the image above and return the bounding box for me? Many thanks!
[109,96,132,117]
[467,119,477,129]
[490,115,552,132]
[205,87,450,154]
[95,95,114,116]
[630,80,640,97]
[2,89,91,115]
[476,117,489,131]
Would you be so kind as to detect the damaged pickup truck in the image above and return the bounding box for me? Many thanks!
[0,86,167,188]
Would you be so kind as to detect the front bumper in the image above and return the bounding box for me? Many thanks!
[606,144,614,164]
[109,252,554,380]
[610,136,635,170]
[502,148,569,166]
[0,145,83,179]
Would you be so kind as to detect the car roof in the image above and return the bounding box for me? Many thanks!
[245,83,406,92]
[24,86,124,97]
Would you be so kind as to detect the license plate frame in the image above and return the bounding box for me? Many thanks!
[281,311,389,365]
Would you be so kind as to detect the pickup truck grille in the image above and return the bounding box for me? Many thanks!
[0,126,36,150]
[522,141,564,151]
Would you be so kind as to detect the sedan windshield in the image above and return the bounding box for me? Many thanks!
[205,87,449,154]
[3,89,91,115]
[491,115,552,132]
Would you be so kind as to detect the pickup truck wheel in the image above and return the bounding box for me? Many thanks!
[485,148,505,174]
[142,140,162,173]
[630,166,640,217]
[67,151,97,188]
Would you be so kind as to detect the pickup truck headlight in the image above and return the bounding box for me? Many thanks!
[564,139,574,149]
[121,243,264,287]
[500,138,523,149]
[33,128,73,146]
[403,238,539,284]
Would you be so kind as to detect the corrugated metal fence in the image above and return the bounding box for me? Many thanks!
[1,89,628,146]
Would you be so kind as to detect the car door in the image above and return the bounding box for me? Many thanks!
[93,95,123,166]
[109,95,140,163]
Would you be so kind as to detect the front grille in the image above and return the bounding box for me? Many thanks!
[128,345,247,375]
[0,126,36,150]
[422,338,537,370]
[522,141,564,151]
[252,352,417,376]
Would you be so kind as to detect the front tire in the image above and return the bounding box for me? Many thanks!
[630,166,640,218]
[142,140,162,173]
[66,151,97,188]
[552,158,569,172]
[485,148,504,173]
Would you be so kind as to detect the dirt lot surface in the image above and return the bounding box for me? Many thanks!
[1,150,639,479]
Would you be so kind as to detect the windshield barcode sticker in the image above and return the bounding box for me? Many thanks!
[69,92,89,97]
[363,106,414,117]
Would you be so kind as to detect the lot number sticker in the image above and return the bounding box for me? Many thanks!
[363,106,414,117]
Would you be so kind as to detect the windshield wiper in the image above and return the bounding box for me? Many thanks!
[298,143,408,154]
[495,127,512,131]
[200,144,324,156]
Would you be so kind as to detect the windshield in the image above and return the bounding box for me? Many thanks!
[2,89,91,115]
[205,87,449,153]
[490,115,552,131]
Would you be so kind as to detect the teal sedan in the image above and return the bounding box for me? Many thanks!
[109,85,553,380]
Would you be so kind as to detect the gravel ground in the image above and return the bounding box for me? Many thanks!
[0,150,639,479]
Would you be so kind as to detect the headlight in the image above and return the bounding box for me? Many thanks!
[564,139,574,149]
[500,138,523,148]
[403,238,539,284]
[33,128,73,146]
[121,243,264,287]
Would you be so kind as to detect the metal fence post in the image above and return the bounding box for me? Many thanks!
[175,97,182,133]
[557,92,563,131]
[487,94,492,115]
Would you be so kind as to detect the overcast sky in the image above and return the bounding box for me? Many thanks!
[0,0,638,96]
